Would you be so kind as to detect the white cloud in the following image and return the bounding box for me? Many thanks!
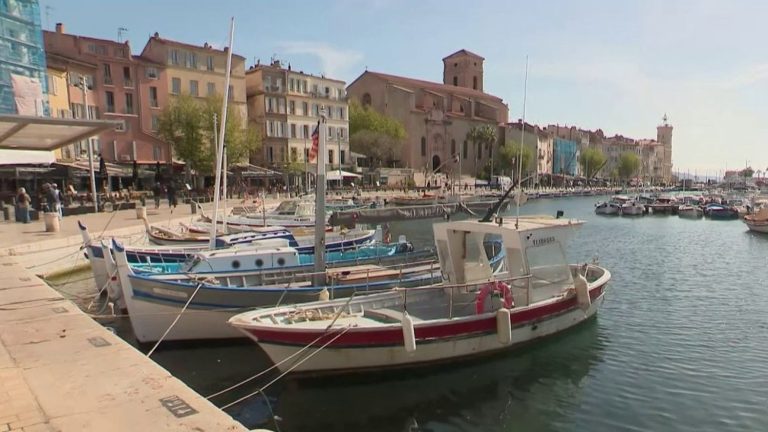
[278,41,363,79]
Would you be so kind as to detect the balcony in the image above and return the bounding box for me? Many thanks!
[124,79,134,88]
[268,85,283,93]
[106,105,115,113]
[104,77,113,86]
[124,106,135,115]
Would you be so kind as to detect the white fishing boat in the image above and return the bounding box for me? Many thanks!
[595,201,621,215]
[678,205,703,219]
[743,207,768,233]
[228,215,611,374]
[611,196,644,216]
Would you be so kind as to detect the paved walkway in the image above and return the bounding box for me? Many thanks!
[0,255,248,431]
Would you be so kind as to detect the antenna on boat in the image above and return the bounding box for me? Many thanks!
[515,56,529,229]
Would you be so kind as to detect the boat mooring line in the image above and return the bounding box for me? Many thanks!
[146,282,204,358]
[219,325,353,410]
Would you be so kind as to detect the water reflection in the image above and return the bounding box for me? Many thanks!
[227,319,606,432]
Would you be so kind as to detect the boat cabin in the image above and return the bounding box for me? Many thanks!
[272,199,315,219]
[182,240,300,273]
[432,217,583,307]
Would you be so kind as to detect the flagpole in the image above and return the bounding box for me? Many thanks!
[313,109,327,286]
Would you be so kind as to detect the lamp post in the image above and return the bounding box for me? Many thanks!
[78,77,99,213]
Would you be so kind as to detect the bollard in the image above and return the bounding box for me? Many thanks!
[136,206,147,219]
[43,212,60,232]
[1,205,9,221]
[190,201,197,214]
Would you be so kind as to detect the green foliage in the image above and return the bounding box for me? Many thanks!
[349,101,406,166]
[157,93,260,175]
[497,140,534,177]
[579,148,607,179]
[467,124,498,154]
[741,167,754,178]
[618,151,641,179]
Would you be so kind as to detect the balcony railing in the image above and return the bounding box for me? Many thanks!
[104,77,113,85]
[106,105,115,113]
[124,79,134,88]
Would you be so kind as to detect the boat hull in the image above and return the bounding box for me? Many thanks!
[745,221,768,233]
[244,285,606,374]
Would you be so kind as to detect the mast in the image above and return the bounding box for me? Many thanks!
[313,108,328,286]
[209,17,235,250]
[515,56,529,229]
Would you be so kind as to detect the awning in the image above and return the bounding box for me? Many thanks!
[0,115,122,151]
[54,161,137,177]
[230,163,282,178]
[0,149,55,164]
[327,170,362,181]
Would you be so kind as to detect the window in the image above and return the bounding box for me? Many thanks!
[149,86,158,107]
[303,125,309,138]
[267,146,274,162]
[312,104,319,116]
[206,56,214,71]
[290,123,296,138]
[116,47,126,58]
[362,93,372,106]
[171,77,181,94]
[302,102,308,116]
[125,92,134,114]
[190,80,199,96]
[153,145,162,160]
[328,149,334,164]
[207,82,215,96]
[339,107,345,119]
[88,105,98,120]
[266,98,274,113]
[301,80,307,93]
[123,66,132,87]
[46,75,57,96]
[289,79,295,92]
[453,76,457,86]
[421,137,426,156]
[146,67,158,79]
[340,150,346,165]
[325,86,330,96]
[151,115,159,131]
[312,84,318,95]
[339,128,345,139]
[267,121,274,136]
[105,91,115,112]
[327,107,333,119]
[103,64,112,84]
[328,126,335,138]
[473,76,477,90]
[289,100,295,114]
[187,52,197,69]
[168,49,180,65]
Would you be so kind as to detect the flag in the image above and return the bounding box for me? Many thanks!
[309,121,320,162]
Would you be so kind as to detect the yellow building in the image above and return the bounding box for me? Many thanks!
[46,65,72,160]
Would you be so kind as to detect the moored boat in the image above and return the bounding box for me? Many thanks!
[595,201,621,215]
[743,207,768,233]
[678,205,703,219]
[228,216,611,375]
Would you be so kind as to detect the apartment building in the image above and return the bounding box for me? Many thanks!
[139,32,247,125]
[43,23,168,164]
[246,59,349,169]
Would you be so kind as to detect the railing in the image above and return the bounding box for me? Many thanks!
[124,79,134,88]
[104,77,113,85]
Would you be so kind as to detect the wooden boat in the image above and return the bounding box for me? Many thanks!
[743,207,768,233]
[648,196,678,215]
[110,238,505,343]
[390,194,438,206]
[228,216,611,375]
[678,205,703,219]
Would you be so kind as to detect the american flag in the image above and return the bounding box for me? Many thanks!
[308,121,320,162]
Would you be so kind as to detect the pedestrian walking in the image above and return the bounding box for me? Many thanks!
[15,187,30,223]
[166,182,177,208]
[51,183,63,219]
[152,183,163,209]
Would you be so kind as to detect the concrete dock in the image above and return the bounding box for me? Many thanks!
[0,203,257,431]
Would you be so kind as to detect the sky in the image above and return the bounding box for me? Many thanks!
[43,0,768,176]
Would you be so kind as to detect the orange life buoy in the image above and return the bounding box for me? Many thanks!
[475,281,514,314]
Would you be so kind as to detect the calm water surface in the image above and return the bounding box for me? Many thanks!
[56,196,768,431]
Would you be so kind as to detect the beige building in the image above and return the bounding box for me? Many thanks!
[139,33,247,125]
[347,50,508,176]
[246,59,349,169]
[46,65,71,160]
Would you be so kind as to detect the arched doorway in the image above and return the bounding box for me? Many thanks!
[432,154,441,172]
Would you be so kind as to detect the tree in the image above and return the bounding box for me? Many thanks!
[617,151,641,181]
[349,100,406,167]
[157,94,260,181]
[740,167,754,178]
[497,140,534,178]
[467,124,497,178]
[579,148,608,180]
[157,94,207,175]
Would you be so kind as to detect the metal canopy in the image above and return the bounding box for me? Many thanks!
[0,115,121,151]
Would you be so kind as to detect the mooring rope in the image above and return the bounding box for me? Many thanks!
[146,281,203,357]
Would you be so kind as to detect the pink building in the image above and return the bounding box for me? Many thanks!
[43,23,170,166]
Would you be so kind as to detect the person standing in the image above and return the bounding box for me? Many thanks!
[15,187,30,223]
[52,183,63,219]
[152,183,163,209]
[166,181,177,208]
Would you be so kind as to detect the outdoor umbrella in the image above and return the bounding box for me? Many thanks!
[98,156,108,190]
[132,160,139,189]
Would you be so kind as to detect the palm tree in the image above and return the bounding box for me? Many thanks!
[466,125,498,181]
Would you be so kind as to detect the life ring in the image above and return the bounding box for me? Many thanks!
[475,281,514,314]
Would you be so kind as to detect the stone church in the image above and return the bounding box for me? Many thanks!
[347,50,508,176]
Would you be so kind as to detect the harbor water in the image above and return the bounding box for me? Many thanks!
[50,195,768,432]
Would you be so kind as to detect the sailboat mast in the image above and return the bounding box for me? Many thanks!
[515,56,529,229]
[209,17,235,250]
[313,108,328,286]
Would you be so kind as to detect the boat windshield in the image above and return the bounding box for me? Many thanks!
[274,200,299,215]
[525,241,573,302]
[295,202,315,217]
